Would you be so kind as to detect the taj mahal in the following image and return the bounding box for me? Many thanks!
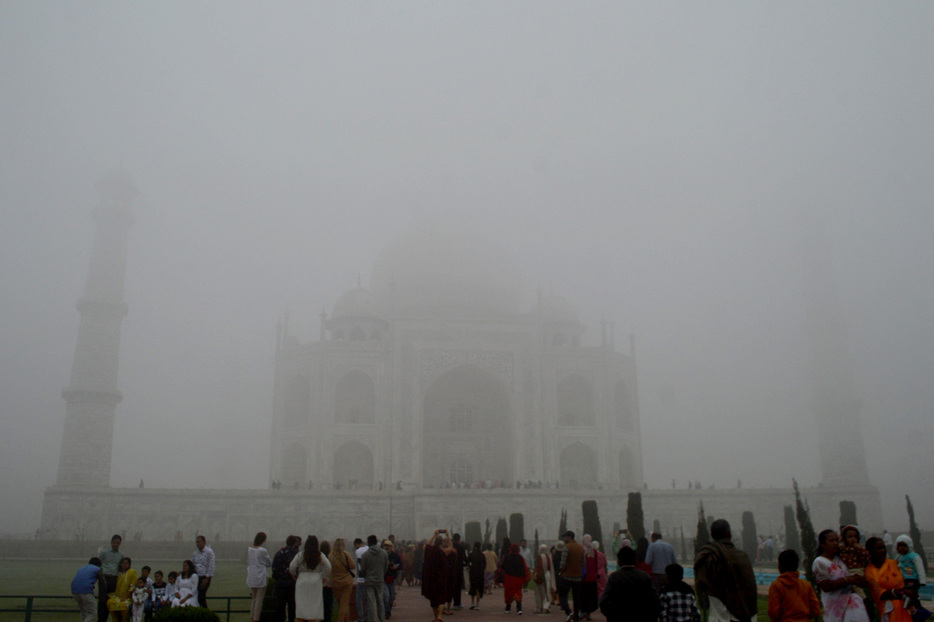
[40,173,883,542]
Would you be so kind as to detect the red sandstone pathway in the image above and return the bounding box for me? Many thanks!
[384,584,607,622]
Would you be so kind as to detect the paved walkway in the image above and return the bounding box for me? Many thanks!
[383,584,605,622]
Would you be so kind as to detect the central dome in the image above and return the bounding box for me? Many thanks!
[371,221,523,318]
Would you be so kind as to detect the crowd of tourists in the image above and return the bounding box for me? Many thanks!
[71,521,927,622]
[70,533,215,622]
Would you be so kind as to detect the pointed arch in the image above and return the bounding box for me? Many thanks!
[333,440,374,489]
[422,364,513,487]
[557,374,595,426]
[282,375,310,426]
[335,369,375,424]
[281,442,307,487]
[560,441,596,489]
[615,379,634,428]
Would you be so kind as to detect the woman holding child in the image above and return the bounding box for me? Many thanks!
[106,557,138,622]
[812,530,869,622]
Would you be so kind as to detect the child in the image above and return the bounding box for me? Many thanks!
[139,567,154,622]
[767,549,821,622]
[839,526,871,599]
[150,571,169,615]
[165,572,181,608]
[659,564,701,622]
[895,535,928,619]
[130,578,149,622]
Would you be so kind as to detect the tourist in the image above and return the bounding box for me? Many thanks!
[694,519,757,622]
[533,544,552,614]
[767,550,820,622]
[450,533,468,611]
[863,537,911,622]
[130,577,149,622]
[501,543,530,614]
[467,541,486,610]
[248,532,273,622]
[421,531,450,622]
[558,531,584,622]
[175,560,199,607]
[482,542,498,595]
[579,535,599,620]
[72,556,105,622]
[290,535,332,622]
[192,536,215,608]
[273,535,302,622]
[320,541,334,622]
[553,541,571,617]
[359,535,389,622]
[354,538,368,622]
[598,546,659,622]
[99,535,124,622]
[659,563,700,622]
[895,535,927,618]
[382,540,401,619]
[107,557,138,622]
[149,571,170,615]
[328,538,357,622]
[645,532,679,592]
[812,529,869,622]
[592,542,607,600]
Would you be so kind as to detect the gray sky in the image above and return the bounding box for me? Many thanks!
[2,2,932,534]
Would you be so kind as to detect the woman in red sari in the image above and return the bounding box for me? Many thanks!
[864,537,911,622]
[502,544,529,614]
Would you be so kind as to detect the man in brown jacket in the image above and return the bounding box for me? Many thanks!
[559,531,585,622]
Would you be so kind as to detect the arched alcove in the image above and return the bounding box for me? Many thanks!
[615,379,634,428]
[618,446,636,488]
[556,374,595,426]
[333,440,374,489]
[335,370,375,424]
[559,441,596,489]
[281,442,307,487]
[282,375,310,426]
[422,364,513,486]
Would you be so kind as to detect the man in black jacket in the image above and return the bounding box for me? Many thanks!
[599,546,660,622]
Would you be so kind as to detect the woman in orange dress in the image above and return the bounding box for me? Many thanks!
[863,537,911,622]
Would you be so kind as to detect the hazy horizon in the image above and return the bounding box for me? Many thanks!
[2,2,932,535]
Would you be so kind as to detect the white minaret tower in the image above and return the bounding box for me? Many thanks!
[801,216,871,487]
[55,171,136,487]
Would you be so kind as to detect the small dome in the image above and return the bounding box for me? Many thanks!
[536,292,579,323]
[332,287,379,318]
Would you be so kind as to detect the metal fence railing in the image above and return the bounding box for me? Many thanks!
[0,595,253,622]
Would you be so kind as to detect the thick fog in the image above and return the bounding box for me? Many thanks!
[2,3,932,534]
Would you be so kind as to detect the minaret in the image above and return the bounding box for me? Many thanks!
[55,171,137,487]
[801,215,870,487]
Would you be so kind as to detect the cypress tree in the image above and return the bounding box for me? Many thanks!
[495,517,508,547]
[627,492,646,542]
[741,511,758,562]
[906,495,928,571]
[839,501,858,528]
[509,513,525,545]
[793,479,817,586]
[694,500,710,558]
[558,508,568,538]
[783,505,800,554]
[582,500,604,546]
[465,521,482,546]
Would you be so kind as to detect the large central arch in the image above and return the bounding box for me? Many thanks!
[421,364,513,487]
